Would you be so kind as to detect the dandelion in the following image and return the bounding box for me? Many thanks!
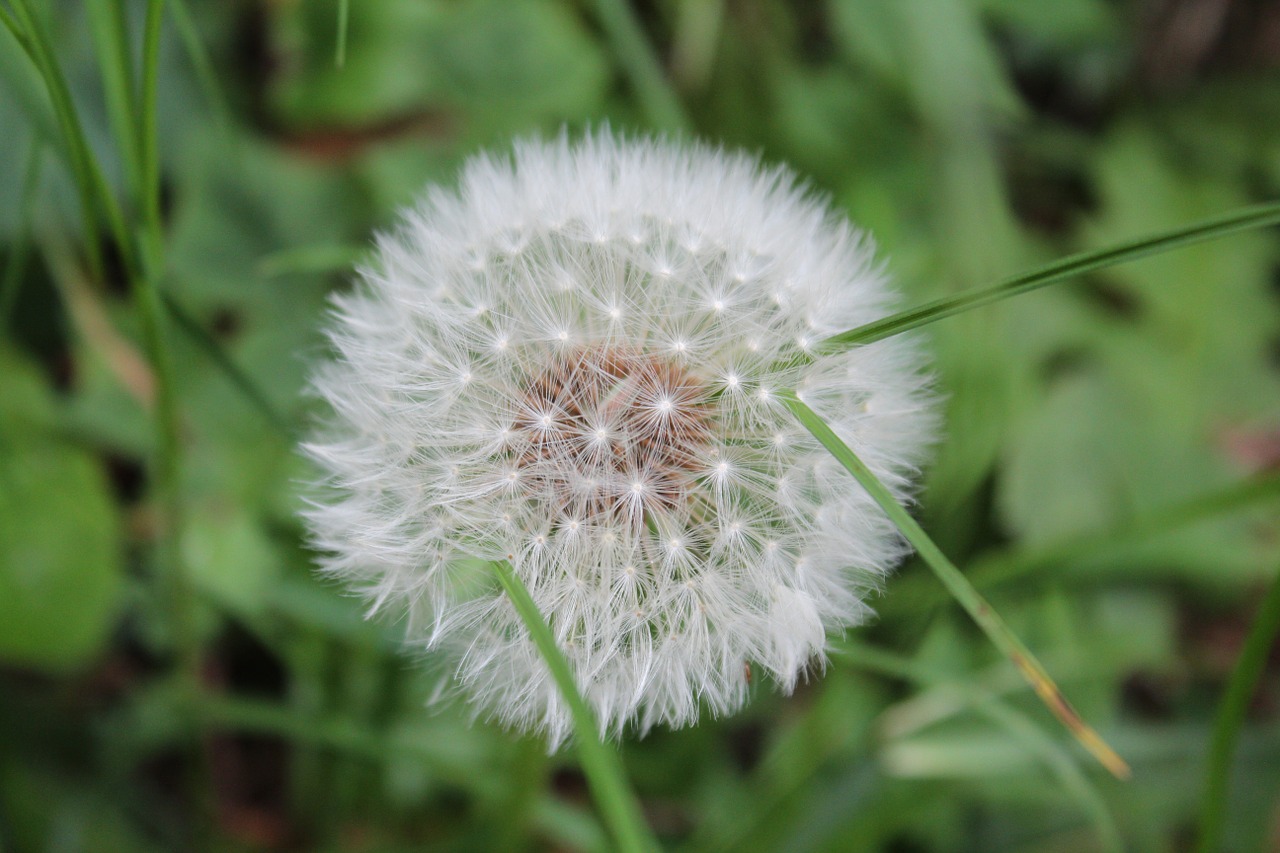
[303,132,937,746]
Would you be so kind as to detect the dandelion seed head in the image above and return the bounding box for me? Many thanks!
[303,131,936,746]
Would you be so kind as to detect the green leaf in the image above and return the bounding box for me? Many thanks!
[183,505,280,617]
[0,352,123,671]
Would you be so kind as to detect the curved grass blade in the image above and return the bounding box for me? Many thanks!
[3,0,136,282]
[1196,565,1280,853]
[891,470,1280,611]
[783,391,1131,780]
[160,293,292,437]
[491,560,658,853]
[822,201,1280,351]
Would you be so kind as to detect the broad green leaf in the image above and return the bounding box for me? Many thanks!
[0,352,123,671]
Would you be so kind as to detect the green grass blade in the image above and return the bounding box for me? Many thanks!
[591,0,692,133]
[490,560,657,853]
[161,293,291,437]
[1,139,44,325]
[892,470,1280,610]
[1195,565,1280,853]
[139,0,164,240]
[838,640,1122,853]
[0,5,21,37]
[821,200,1280,351]
[0,12,61,142]
[334,0,349,68]
[782,391,1130,780]
[85,0,142,209]
[5,0,136,282]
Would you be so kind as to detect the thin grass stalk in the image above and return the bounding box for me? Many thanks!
[1195,566,1280,853]
[491,559,657,853]
[820,200,1280,352]
[161,293,291,436]
[892,470,1280,610]
[85,0,142,209]
[128,1,195,699]
[1,139,44,324]
[1,1,120,282]
[139,0,164,243]
[782,391,1130,780]
[5,4,197,804]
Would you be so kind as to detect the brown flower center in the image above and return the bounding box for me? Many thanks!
[513,347,715,522]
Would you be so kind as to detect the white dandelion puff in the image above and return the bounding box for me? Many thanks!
[302,131,937,746]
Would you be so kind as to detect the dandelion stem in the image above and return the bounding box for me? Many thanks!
[820,200,1280,350]
[591,0,692,133]
[491,560,658,853]
[782,391,1131,780]
[1195,565,1280,853]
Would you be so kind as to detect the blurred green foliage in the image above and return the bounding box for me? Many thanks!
[1,0,1279,851]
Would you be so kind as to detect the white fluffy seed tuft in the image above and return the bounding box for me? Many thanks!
[302,131,937,746]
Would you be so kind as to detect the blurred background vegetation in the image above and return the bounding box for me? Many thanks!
[2,0,1280,850]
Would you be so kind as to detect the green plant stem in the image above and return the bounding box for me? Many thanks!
[838,640,1121,853]
[782,391,1130,780]
[2,0,134,283]
[335,0,349,67]
[161,293,291,436]
[128,2,206,820]
[139,0,164,242]
[591,0,692,133]
[820,200,1280,351]
[86,0,142,209]
[1,139,44,324]
[491,559,657,853]
[1196,566,1280,853]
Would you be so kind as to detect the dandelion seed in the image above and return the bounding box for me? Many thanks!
[302,131,936,746]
